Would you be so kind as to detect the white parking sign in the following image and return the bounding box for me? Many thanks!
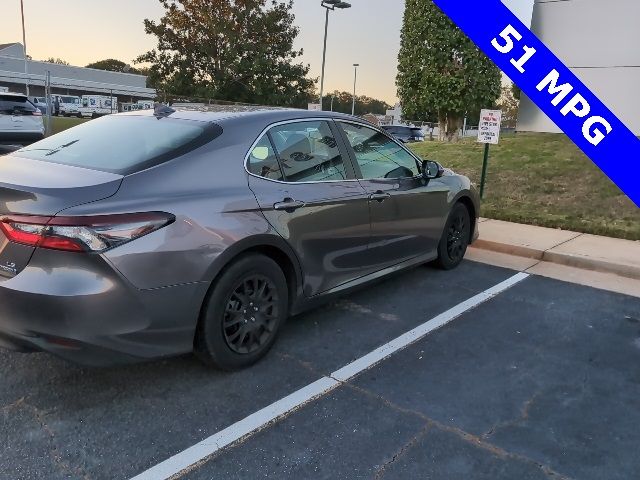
[477,109,502,144]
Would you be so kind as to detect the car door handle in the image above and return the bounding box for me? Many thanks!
[369,191,391,202]
[273,198,306,212]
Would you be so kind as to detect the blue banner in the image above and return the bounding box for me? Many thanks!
[431,0,640,208]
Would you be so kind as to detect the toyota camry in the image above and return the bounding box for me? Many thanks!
[0,107,479,369]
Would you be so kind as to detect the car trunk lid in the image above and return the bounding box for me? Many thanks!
[0,155,123,278]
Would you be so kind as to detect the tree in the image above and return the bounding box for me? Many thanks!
[511,83,521,101]
[44,57,70,65]
[325,90,390,116]
[396,0,501,142]
[497,83,520,129]
[86,59,141,74]
[136,0,315,108]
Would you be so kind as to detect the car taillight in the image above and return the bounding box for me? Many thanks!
[32,110,42,116]
[0,212,175,253]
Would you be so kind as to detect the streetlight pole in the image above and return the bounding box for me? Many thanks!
[20,0,29,96]
[319,0,351,110]
[352,63,359,116]
[319,7,329,110]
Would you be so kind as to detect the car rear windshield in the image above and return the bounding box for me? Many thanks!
[0,95,37,115]
[16,115,222,174]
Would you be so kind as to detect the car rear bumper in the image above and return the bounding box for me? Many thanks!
[0,131,45,146]
[0,248,206,366]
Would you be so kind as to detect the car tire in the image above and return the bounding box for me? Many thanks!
[194,254,288,370]
[434,202,471,270]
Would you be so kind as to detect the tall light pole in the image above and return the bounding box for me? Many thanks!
[20,0,29,96]
[319,0,351,110]
[351,63,359,116]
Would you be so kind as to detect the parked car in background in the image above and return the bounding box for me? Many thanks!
[121,100,155,112]
[31,97,48,114]
[0,108,479,369]
[79,95,118,118]
[0,92,44,153]
[136,100,154,110]
[381,125,426,143]
[54,95,82,117]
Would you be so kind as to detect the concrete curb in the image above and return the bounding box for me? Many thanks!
[542,251,640,281]
[475,239,640,280]
[473,239,545,260]
[473,220,640,281]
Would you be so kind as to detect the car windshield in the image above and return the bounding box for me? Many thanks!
[0,95,36,115]
[15,115,221,174]
[411,128,424,136]
[61,96,79,104]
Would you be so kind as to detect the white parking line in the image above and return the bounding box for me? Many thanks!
[332,272,529,382]
[130,272,529,480]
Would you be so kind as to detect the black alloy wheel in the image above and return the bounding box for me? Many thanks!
[435,202,471,270]
[446,211,467,264]
[223,275,279,354]
[195,253,288,370]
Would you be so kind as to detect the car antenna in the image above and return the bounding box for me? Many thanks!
[154,103,175,119]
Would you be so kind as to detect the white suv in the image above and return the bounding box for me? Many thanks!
[0,92,45,153]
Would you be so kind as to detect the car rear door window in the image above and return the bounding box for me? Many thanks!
[248,135,284,181]
[268,121,347,183]
[338,122,420,179]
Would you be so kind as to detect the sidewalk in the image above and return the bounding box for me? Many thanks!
[469,218,640,297]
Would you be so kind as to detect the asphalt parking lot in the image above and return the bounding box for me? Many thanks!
[1,259,639,480]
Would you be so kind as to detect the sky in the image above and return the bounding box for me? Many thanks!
[2,0,535,104]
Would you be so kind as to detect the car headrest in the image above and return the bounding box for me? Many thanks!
[282,134,312,159]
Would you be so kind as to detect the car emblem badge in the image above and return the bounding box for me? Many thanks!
[0,261,17,275]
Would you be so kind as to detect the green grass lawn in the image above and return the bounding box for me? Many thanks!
[409,133,640,240]
[46,116,89,135]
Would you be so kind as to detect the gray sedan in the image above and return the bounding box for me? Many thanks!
[0,107,479,369]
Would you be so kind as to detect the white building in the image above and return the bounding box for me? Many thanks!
[517,0,640,135]
[0,42,155,101]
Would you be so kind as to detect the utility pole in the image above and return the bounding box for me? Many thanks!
[352,63,359,116]
[45,71,52,136]
[20,0,29,96]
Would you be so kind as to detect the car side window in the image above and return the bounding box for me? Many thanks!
[247,135,285,181]
[268,121,347,183]
[339,122,420,179]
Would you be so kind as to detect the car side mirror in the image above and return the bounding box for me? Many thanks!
[422,160,444,180]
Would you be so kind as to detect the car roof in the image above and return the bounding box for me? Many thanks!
[0,91,28,99]
[119,105,376,127]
